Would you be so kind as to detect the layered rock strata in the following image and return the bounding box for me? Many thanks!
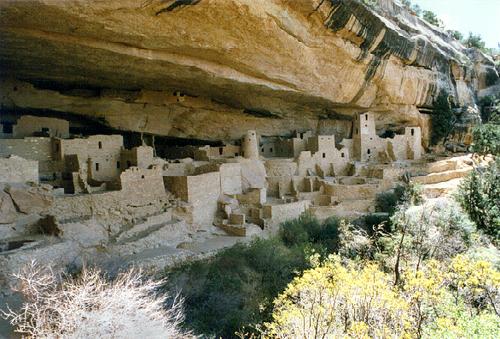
[0,0,497,143]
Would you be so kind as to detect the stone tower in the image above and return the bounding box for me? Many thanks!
[353,112,378,162]
[242,130,259,159]
[404,126,422,160]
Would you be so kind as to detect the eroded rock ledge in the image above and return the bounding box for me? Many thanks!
[0,0,498,143]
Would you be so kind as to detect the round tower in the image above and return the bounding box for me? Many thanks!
[242,130,259,159]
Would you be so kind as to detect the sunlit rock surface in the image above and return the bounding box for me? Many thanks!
[0,0,497,143]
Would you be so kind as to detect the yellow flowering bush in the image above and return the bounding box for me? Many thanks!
[448,255,500,313]
[264,255,499,338]
[264,256,412,338]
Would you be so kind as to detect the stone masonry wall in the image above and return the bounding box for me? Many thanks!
[12,115,69,138]
[0,156,38,183]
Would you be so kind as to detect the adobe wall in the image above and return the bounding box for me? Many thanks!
[0,137,61,178]
[219,163,242,195]
[120,145,154,170]
[307,135,335,153]
[259,131,312,158]
[0,137,54,161]
[186,172,220,226]
[0,156,38,183]
[262,200,310,227]
[165,171,221,227]
[238,158,267,191]
[259,141,276,158]
[162,162,192,177]
[289,131,313,158]
[49,167,168,226]
[58,135,123,182]
[405,127,422,160]
[265,159,297,197]
[205,144,241,158]
[119,166,165,196]
[12,115,69,138]
[58,135,123,160]
[377,128,422,162]
[164,176,189,201]
[296,148,351,178]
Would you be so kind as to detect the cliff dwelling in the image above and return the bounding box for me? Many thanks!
[0,0,499,336]
[0,111,478,268]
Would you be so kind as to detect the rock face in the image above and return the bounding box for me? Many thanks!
[6,186,54,214]
[0,0,497,142]
[0,190,17,224]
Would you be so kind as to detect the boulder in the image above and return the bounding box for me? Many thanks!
[0,190,17,224]
[7,186,54,214]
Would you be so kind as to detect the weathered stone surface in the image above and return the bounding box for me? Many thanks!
[7,186,54,214]
[60,220,109,248]
[0,0,497,142]
[239,159,267,191]
[0,155,38,184]
[0,190,17,224]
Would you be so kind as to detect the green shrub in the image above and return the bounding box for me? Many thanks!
[280,214,340,252]
[362,213,391,234]
[163,215,340,337]
[375,182,423,215]
[457,159,500,241]
[431,92,455,145]
[471,123,500,156]
[478,95,499,122]
[375,190,401,214]
[279,213,318,247]
[448,29,463,41]
[422,10,441,27]
[163,238,307,338]
[359,0,378,8]
[463,32,486,51]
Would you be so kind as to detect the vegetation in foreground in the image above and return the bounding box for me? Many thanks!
[3,161,498,338]
[1,263,191,338]
[162,216,341,338]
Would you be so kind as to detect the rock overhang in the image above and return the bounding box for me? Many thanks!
[0,0,497,141]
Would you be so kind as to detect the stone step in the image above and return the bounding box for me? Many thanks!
[113,219,190,256]
[421,178,464,198]
[309,199,374,221]
[115,211,172,243]
[412,168,471,185]
[323,183,382,201]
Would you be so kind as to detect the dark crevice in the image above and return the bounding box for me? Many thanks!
[1,106,227,159]
[243,108,282,119]
[155,0,201,15]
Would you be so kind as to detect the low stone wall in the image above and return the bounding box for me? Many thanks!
[262,200,310,228]
[49,167,167,227]
[0,156,38,183]
[165,171,221,228]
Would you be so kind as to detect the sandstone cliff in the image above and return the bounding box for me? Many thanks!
[0,0,497,144]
